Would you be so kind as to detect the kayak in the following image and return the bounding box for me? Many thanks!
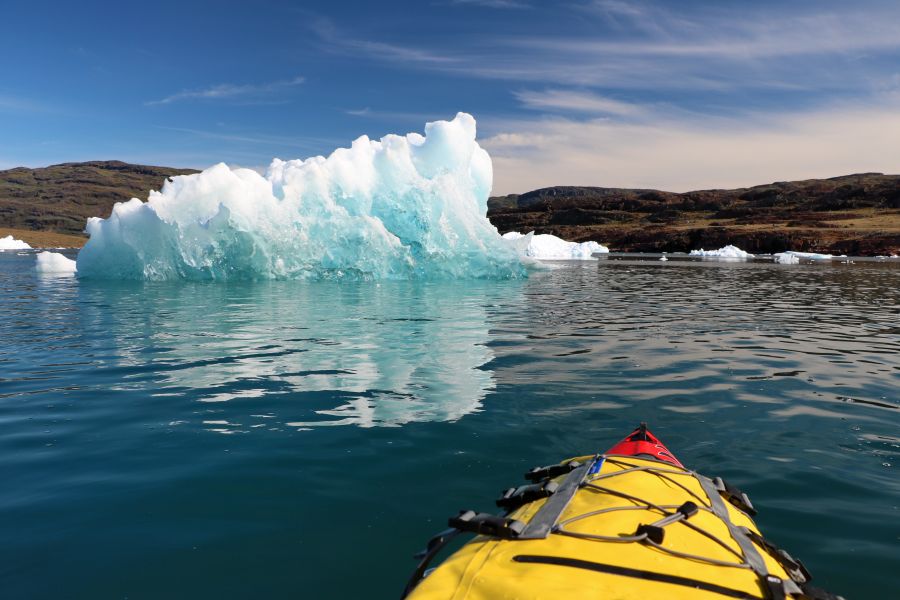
[403,424,842,600]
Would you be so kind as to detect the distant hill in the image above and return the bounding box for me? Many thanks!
[2,162,899,254]
[0,161,198,237]
[488,173,900,255]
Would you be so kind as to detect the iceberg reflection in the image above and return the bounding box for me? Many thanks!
[76,279,510,429]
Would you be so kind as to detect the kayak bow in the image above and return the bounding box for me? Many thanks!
[403,423,842,600]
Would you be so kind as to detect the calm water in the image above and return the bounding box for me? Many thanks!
[1,251,898,599]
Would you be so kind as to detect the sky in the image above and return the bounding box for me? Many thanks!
[2,0,900,194]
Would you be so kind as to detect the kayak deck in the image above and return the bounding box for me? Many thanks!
[404,425,841,600]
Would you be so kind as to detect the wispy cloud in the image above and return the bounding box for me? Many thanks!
[311,19,456,65]
[307,4,900,94]
[0,94,51,114]
[341,107,454,123]
[154,126,342,155]
[515,89,644,116]
[481,99,900,195]
[449,0,532,8]
[147,76,305,106]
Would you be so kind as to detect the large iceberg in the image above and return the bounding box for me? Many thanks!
[76,113,526,281]
[0,235,31,250]
[502,231,609,259]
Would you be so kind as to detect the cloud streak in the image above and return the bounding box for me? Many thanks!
[482,100,900,195]
[0,94,52,114]
[449,0,531,8]
[515,89,645,116]
[308,3,900,94]
[312,19,456,65]
[147,76,305,106]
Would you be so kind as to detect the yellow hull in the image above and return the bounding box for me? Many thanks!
[406,454,835,600]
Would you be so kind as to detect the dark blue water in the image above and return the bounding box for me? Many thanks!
[1,251,898,598]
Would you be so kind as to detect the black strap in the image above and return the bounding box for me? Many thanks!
[518,458,594,539]
[714,476,758,516]
[401,527,461,598]
[741,527,811,583]
[524,460,582,483]
[496,480,560,511]
[448,510,525,539]
[401,512,524,598]
[513,555,763,599]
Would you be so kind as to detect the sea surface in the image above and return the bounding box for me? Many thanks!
[1,251,898,599]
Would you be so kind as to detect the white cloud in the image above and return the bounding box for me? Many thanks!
[148,76,305,106]
[515,89,644,116]
[482,102,900,195]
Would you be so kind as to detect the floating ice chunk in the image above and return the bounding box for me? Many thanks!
[35,251,77,274]
[773,251,833,264]
[502,231,609,260]
[689,245,754,259]
[0,235,31,250]
[76,113,525,281]
[774,253,800,264]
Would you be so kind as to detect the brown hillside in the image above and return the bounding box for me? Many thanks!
[488,173,900,255]
[0,161,198,237]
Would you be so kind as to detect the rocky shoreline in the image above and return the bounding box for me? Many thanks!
[488,173,900,256]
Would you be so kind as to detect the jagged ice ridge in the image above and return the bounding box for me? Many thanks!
[76,113,526,281]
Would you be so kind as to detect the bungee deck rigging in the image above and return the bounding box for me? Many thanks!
[403,424,843,600]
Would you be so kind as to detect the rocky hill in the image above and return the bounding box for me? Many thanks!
[0,161,198,237]
[488,173,900,255]
[2,162,899,254]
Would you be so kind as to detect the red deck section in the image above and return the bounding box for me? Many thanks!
[605,423,684,468]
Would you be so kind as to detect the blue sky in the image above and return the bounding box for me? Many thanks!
[3,0,900,193]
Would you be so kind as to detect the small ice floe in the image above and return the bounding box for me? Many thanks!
[0,235,31,250]
[502,231,609,260]
[35,251,77,275]
[688,245,754,260]
[773,251,833,264]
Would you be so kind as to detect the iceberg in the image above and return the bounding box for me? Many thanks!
[689,245,754,260]
[76,113,526,281]
[0,235,31,250]
[35,251,77,274]
[773,251,833,264]
[501,231,609,260]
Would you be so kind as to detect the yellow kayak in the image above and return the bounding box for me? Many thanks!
[403,424,843,600]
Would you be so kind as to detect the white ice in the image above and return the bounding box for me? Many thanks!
[76,113,525,281]
[35,251,77,274]
[501,231,609,260]
[773,251,833,264]
[0,235,31,250]
[689,245,754,259]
